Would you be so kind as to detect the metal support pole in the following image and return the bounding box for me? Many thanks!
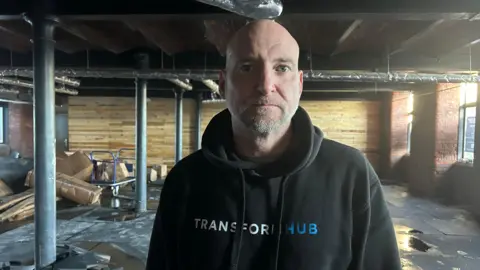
[31,5,57,268]
[135,53,149,213]
[174,88,184,163]
[195,93,203,150]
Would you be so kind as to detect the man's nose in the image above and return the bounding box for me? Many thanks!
[255,67,275,95]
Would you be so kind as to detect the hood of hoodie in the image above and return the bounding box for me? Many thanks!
[201,106,323,177]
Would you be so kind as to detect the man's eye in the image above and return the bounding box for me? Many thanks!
[239,64,252,72]
[276,65,291,72]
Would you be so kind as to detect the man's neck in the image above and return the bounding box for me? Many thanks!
[232,121,293,161]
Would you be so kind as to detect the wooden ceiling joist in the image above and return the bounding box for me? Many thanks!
[58,20,131,54]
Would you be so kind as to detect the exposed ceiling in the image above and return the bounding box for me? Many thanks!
[1,0,480,99]
[1,17,480,71]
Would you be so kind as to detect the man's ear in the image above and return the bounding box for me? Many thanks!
[219,70,226,98]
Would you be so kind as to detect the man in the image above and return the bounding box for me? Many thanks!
[146,20,401,270]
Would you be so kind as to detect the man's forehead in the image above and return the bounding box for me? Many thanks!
[232,39,293,57]
[227,29,299,63]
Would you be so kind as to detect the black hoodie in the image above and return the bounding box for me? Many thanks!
[146,106,401,270]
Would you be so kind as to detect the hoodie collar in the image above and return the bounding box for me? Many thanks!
[201,106,323,177]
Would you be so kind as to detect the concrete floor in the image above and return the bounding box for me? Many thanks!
[0,184,480,269]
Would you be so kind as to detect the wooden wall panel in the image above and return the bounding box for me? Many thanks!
[201,102,227,134]
[201,100,381,170]
[68,97,196,169]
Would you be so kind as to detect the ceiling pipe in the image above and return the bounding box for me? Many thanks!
[0,98,32,105]
[202,99,226,104]
[0,98,66,107]
[0,86,20,94]
[1,67,480,83]
[167,78,193,91]
[0,70,80,87]
[202,79,219,93]
[54,76,81,87]
[0,77,79,95]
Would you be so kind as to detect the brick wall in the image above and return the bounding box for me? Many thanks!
[435,83,460,174]
[8,104,33,158]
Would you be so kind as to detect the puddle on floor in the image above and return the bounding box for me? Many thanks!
[408,236,431,252]
[395,224,436,253]
[97,211,138,222]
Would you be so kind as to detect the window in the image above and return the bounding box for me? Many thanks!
[407,92,414,153]
[0,106,4,144]
[458,83,477,161]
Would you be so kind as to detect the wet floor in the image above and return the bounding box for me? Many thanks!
[387,184,480,269]
[1,183,480,269]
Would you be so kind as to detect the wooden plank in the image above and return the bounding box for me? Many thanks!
[0,179,12,197]
[0,196,35,222]
[201,100,381,170]
[0,189,34,212]
[68,97,196,171]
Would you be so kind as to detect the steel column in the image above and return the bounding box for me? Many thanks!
[31,5,57,268]
[135,53,148,213]
[174,88,184,163]
[195,92,203,150]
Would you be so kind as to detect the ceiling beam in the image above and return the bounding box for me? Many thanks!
[389,20,448,56]
[58,20,132,54]
[204,20,246,56]
[438,21,480,58]
[0,21,88,54]
[331,20,363,56]
[423,21,480,58]
[0,24,30,52]
[125,20,181,55]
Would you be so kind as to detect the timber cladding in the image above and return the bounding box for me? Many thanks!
[69,97,380,171]
[201,101,381,170]
[68,97,196,169]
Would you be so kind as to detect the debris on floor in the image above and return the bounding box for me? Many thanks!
[25,172,102,205]
[57,150,95,182]
[25,150,103,205]
[0,189,34,222]
[0,190,62,222]
[0,179,12,197]
[0,150,103,223]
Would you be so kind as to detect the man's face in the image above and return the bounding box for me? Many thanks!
[220,21,303,134]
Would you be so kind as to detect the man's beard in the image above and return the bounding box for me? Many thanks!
[239,104,296,135]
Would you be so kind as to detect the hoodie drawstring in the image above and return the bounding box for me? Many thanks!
[229,173,290,270]
[273,176,289,270]
[229,169,247,270]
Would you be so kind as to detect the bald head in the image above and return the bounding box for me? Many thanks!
[219,19,304,136]
[225,20,300,69]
